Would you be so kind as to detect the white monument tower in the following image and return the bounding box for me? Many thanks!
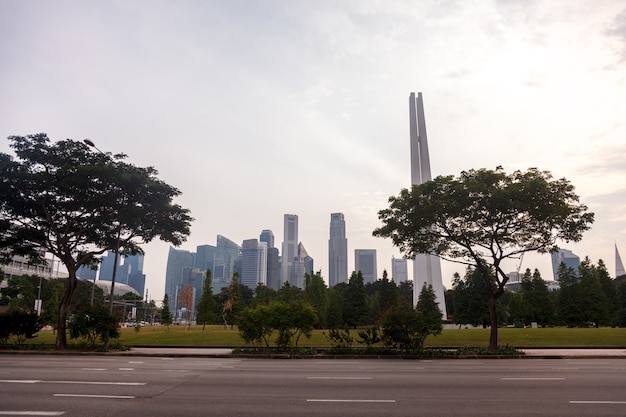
[409,92,447,317]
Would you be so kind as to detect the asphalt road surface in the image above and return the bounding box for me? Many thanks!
[1,355,625,416]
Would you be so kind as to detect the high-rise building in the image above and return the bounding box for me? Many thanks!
[195,244,216,273]
[281,214,298,287]
[260,230,280,290]
[289,242,313,288]
[616,244,625,278]
[164,247,193,311]
[355,249,377,284]
[98,251,127,284]
[391,257,408,285]
[124,254,145,296]
[551,248,580,280]
[328,213,348,288]
[409,92,447,315]
[240,239,268,289]
[212,235,241,293]
[260,230,275,249]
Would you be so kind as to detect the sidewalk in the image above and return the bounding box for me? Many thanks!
[125,347,626,359]
[522,348,626,358]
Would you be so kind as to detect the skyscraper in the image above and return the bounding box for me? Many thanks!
[355,249,377,284]
[391,257,408,285]
[290,242,313,288]
[195,244,216,273]
[240,238,268,289]
[212,235,241,292]
[329,213,348,288]
[260,230,280,289]
[98,251,127,283]
[164,247,193,311]
[259,230,275,249]
[409,92,447,315]
[124,254,145,297]
[281,214,298,287]
[551,248,580,280]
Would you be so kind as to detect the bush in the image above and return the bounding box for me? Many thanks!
[324,328,353,349]
[68,306,119,347]
[0,310,42,345]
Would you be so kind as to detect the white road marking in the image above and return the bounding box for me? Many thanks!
[81,368,106,371]
[307,399,396,403]
[0,412,65,416]
[53,394,134,399]
[118,368,134,371]
[570,401,626,404]
[0,379,144,386]
[0,380,40,383]
[501,378,565,380]
[307,377,372,380]
[46,381,145,386]
[128,361,143,364]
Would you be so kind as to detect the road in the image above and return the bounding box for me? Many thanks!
[1,355,625,416]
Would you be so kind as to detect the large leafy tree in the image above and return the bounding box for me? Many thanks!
[0,134,192,349]
[374,167,593,350]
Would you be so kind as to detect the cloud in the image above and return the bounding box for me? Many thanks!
[607,8,626,62]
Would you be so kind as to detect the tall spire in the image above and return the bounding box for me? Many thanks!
[616,244,625,278]
[409,92,446,316]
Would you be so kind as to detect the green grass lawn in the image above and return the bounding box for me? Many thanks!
[24,325,626,348]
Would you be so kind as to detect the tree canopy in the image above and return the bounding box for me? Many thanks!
[0,134,192,348]
[374,166,593,350]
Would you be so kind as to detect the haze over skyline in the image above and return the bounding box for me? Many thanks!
[1,1,625,302]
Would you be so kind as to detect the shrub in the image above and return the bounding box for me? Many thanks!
[68,306,119,347]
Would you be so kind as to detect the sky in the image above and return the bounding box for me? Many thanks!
[1,0,625,303]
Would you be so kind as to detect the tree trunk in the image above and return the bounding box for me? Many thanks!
[488,294,498,352]
[55,271,78,350]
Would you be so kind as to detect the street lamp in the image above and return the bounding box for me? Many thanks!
[84,139,121,315]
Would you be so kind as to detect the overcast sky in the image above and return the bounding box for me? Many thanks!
[2,1,625,302]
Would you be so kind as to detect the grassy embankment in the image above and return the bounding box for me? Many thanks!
[26,325,626,348]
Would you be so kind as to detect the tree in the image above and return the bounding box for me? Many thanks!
[268,301,317,349]
[343,271,369,328]
[0,134,192,349]
[196,270,217,330]
[451,268,492,327]
[303,271,328,328]
[178,284,194,327]
[556,263,584,326]
[374,167,593,351]
[415,284,443,339]
[222,273,241,329]
[161,294,173,327]
[237,304,274,347]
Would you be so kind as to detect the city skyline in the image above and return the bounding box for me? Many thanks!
[1,2,625,304]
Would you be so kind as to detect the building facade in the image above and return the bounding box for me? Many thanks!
[260,230,280,289]
[328,212,348,288]
[281,214,298,287]
[355,249,377,284]
[551,248,580,280]
[391,257,408,285]
[212,235,241,293]
[240,238,268,289]
[164,247,193,311]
